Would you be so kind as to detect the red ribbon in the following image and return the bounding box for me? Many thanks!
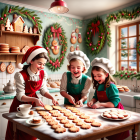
[89,20,100,36]
[51,26,62,40]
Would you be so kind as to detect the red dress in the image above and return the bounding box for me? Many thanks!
[5,69,44,140]
[96,84,130,140]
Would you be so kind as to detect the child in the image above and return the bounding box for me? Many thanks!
[87,57,129,140]
[5,46,58,140]
[60,51,92,107]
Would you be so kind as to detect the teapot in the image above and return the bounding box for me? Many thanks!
[3,80,16,93]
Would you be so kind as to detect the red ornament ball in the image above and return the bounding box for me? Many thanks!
[33,17,35,20]
[100,36,102,39]
[127,75,130,78]
[107,32,109,35]
[122,13,124,16]
[92,48,94,51]
[89,43,92,46]
[61,51,64,54]
[87,32,89,34]
[50,60,52,64]
[125,73,127,75]
[137,11,139,13]
[0,17,3,20]
[97,47,98,49]
[98,44,100,46]
[62,56,64,59]
[4,14,6,17]
[46,47,49,50]
[132,16,133,18]
[121,74,123,77]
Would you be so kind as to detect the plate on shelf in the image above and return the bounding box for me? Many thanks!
[101,112,131,121]
[26,118,45,125]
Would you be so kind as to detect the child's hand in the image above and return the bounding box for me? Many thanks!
[87,101,93,108]
[52,99,59,106]
[76,100,83,107]
[91,103,100,109]
[35,98,44,107]
[68,95,76,105]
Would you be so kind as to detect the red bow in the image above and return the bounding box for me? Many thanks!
[89,20,100,36]
[51,26,62,40]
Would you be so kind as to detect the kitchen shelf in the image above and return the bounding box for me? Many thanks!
[0,53,24,55]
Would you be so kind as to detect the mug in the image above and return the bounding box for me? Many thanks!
[17,104,32,116]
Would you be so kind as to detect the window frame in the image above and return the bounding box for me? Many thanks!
[118,22,140,72]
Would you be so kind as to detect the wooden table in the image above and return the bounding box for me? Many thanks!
[2,105,140,140]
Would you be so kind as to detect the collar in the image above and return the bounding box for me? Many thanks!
[71,73,82,84]
[27,67,40,77]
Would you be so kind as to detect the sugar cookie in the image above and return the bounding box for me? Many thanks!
[91,122,101,127]
[69,126,79,133]
[81,124,91,129]
[64,123,74,128]
[44,105,53,111]
[55,127,66,133]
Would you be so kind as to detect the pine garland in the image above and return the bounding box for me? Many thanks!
[113,70,140,80]
[136,41,140,54]
[85,16,106,55]
[106,6,140,47]
[43,23,67,71]
[0,5,42,33]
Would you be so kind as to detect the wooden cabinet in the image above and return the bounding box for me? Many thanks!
[0,30,40,67]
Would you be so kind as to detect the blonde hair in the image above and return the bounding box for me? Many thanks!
[91,66,117,90]
[67,58,87,73]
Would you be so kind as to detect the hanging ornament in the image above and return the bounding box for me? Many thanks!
[51,40,60,55]
[75,28,79,33]
[70,30,77,44]
[76,45,80,51]
[70,44,75,52]
[78,33,82,43]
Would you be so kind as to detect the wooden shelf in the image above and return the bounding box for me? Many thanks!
[0,53,24,55]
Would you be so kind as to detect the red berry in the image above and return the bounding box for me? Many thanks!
[61,51,64,54]
[62,56,64,59]
[4,14,6,17]
[107,32,109,35]
[33,17,35,19]
[0,17,3,20]
[50,60,52,64]
[52,63,55,66]
[122,13,124,16]
[92,48,94,51]
[137,11,139,13]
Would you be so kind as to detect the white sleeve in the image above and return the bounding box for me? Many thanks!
[81,77,92,97]
[39,71,49,96]
[14,72,26,101]
[60,72,67,92]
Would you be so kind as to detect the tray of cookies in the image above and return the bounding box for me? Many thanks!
[101,109,130,120]
[116,85,130,92]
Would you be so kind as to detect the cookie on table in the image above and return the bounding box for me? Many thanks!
[48,121,58,126]
[111,114,118,119]
[32,118,41,124]
[76,112,85,116]
[91,122,101,127]
[64,104,72,108]
[64,112,73,117]
[76,121,85,126]
[45,118,55,122]
[49,110,59,114]
[80,115,90,119]
[103,113,109,117]
[84,119,95,123]
[64,123,74,128]
[36,107,44,111]
[72,119,82,123]
[60,119,69,124]
[118,114,124,119]
[68,116,77,120]
[51,124,61,129]
[56,116,66,120]
[81,124,91,129]
[55,127,66,133]
[103,110,110,114]
[106,114,112,118]
[51,113,62,117]
[74,104,81,108]
[59,108,67,113]
[69,126,79,133]
[44,105,53,111]
[52,105,62,110]
[43,115,52,119]
[71,109,80,113]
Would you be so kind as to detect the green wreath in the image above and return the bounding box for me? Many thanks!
[0,5,42,33]
[136,41,140,55]
[85,16,106,55]
[43,23,67,71]
[105,6,140,47]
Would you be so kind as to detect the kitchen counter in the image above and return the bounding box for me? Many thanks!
[0,88,60,100]
[134,95,140,100]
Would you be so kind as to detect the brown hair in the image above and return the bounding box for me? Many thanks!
[67,58,87,73]
[23,52,49,70]
[91,66,117,90]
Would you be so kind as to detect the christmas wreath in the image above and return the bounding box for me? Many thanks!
[136,41,140,55]
[105,6,140,47]
[0,5,42,33]
[113,70,140,80]
[85,16,106,55]
[43,23,67,71]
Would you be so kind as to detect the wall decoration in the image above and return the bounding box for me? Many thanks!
[29,27,33,34]
[0,5,43,33]
[105,6,140,47]
[78,33,82,43]
[85,16,106,55]
[70,30,77,44]
[12,14,24,32]
[51,40,60,55]
[33,25,39,34]
[76,45,80,51]
[5,18,10,31]
[70,44,75,52]
[113,70,140,80]
[43,23,67,71]
[75,28,79,33]
[23,25,28,33]
[136,41,140,55]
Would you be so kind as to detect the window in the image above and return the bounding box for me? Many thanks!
[119,22,140,72]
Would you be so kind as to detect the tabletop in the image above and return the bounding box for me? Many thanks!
[2,105,140,140]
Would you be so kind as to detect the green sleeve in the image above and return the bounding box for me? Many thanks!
[92,90,98,100]
[106,84,120,107]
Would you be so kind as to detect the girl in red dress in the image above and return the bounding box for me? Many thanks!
[5,46,58,140]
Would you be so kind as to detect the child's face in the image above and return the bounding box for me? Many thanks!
[92,70,108,84]
[30,58,47,73]
[70,60,84,78]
